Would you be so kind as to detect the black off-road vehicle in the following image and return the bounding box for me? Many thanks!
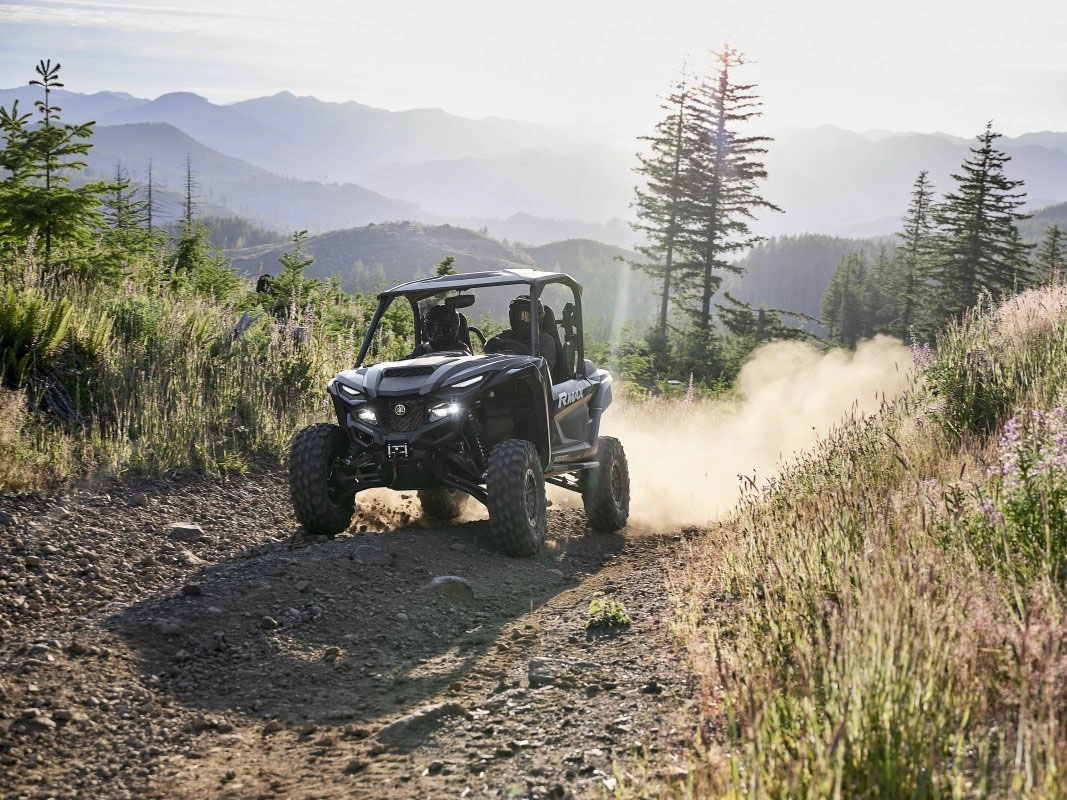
[288,268,629,556]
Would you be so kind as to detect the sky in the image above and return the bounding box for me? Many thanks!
[1,0,1065,142]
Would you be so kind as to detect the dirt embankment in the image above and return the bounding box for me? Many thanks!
[0,469,699,800]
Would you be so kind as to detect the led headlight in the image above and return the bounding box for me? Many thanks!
[429,402,462,422]
[357,407,377,423]
[337,382,363,399]
[449,375,484,389]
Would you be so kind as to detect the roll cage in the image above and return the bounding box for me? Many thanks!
[354,269,587,378]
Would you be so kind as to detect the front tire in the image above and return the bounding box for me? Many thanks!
[486,439,546,557]
[289,423,355,537]
[418,488,467,520]
[581,436,630,532]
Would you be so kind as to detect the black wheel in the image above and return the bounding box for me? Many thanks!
[581,436,629,532]
[486,439,546,557]
[289,423,355,537]
[418,488,467,520]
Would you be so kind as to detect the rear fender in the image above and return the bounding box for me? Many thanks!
[587,370,613,443]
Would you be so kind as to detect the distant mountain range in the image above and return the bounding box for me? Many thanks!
[6,85,1066,243]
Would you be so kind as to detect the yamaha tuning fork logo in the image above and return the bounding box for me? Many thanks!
[393,403,407,416]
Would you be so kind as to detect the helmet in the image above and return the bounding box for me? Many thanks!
[424,304,461,343]
[509,295,543,334]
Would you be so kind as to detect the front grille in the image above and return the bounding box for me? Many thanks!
[383,366,434,378]
[376,396,427,432]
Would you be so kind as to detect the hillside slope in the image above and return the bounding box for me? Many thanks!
[227,224,651,327]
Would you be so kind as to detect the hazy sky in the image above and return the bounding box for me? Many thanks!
[1,0,1065,141]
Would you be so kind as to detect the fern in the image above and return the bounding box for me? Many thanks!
[0,285,72,387]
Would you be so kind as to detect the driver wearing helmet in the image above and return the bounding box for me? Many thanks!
[408,304,472,358]
[485,295,557,369]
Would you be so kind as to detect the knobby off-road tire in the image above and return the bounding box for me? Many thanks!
[418,488,467,520]
[486,439,546,557]
[581,436,630,532]
[289,423,355,537]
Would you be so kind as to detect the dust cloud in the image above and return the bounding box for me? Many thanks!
[601,335,913,528]
[352,336,912,532]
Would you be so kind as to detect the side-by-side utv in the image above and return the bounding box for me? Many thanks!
[288,268,629,556]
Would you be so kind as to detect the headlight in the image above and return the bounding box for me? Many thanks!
[449,375,484,389]
[429,402,462,422]
[357,407,377,423]
[337,382,363,399]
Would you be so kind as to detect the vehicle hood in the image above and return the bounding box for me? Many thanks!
[333,353,537,397]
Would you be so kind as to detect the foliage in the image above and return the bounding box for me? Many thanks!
[585,593,631,630]
[931,123,1032,319]
[0,284,72,388]
[962,407,1067,582]
[656,283,1067,799]
[435,255,456,276]
[0,60,113,277]
[1034,225,1064,285]
[631,48,789,381]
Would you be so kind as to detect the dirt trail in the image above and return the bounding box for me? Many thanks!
[0,469,699,799]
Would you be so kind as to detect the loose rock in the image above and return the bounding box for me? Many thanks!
[419,575,476,603]
[167,522,204,542]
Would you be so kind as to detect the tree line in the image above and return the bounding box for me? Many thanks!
[821,127,1064,346]
[633,54,1065,369]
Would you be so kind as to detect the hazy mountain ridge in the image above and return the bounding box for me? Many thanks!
[5,85,1066,239]
[81,123,424,231]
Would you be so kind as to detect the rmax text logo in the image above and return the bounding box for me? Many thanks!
[556,389,583,409]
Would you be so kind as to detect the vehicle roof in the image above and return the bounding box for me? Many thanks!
[379,268,582,300]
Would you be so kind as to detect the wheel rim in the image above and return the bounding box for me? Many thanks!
[610,461,624,508]
[524,468,539,528]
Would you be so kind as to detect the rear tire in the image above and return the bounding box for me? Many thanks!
[289,423,355,537]
[418,488,467,520]
[486,439,546,557]
[581,436,630,532]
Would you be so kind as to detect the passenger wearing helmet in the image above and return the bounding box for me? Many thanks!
[485,295,557,370]
[409,304,471,358]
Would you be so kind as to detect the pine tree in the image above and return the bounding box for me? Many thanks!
[931,123,1030,319]
[435,255,456,276]
[681,47,779,351]
[1034,225,1064,285]
[0,60,110,274]
[632,68,693,353]
[891,171,936,337]
[822,251,870,347]
[717,291,810,342]
[100,162,155,272]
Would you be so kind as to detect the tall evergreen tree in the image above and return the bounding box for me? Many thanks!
[931,123,1030,319]
[0,60,109,273]
[1034,225,1064,285]
[632,68,693,353]
[681,47,779,349]
[891,171,936,337]
[822,251,871,347]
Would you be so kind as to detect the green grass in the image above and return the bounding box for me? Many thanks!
[624,285,1067,799]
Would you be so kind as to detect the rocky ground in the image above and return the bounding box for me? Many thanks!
[0,469,699,799]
